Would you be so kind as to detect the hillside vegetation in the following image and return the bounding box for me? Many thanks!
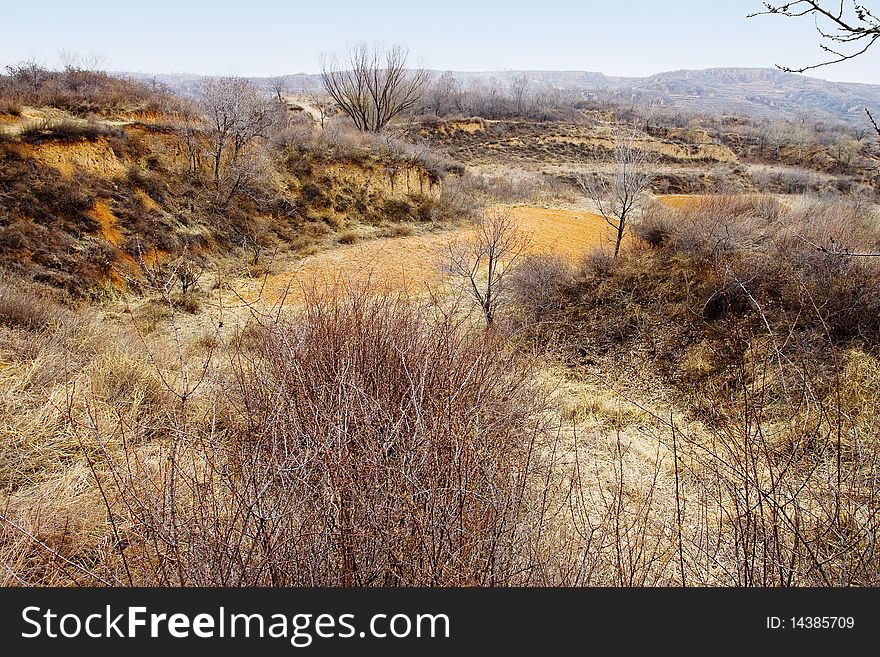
[1,61,879,587]
[0,67,469,295]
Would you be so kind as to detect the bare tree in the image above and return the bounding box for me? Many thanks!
[766,120,791,159]
[750,1,879,71]
[576,126,656,258]
[427,71,461,116]
[445,208,528,326]
[5,59,49,94]
[198,76,275,190]
[240,217,272,266]
[269,76,287,103]
[320,43,429,132]
[510,74,530,116]
[751,1,880,143]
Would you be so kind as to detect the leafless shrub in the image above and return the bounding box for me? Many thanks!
[578,247,616,278]
[444,208,528,325]
[46,285,558,586]
[507,253,573,329]
[633,203,677,248]
[321,43,429,133]
[423,74,579,121]
[576,125,656,257]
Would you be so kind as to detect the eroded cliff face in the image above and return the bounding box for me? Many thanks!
[0,105,453,293]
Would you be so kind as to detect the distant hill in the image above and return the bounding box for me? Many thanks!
[123,67,880,124]
[620,68,880,122]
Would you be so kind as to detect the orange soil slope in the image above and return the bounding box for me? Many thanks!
[657,194,704,209]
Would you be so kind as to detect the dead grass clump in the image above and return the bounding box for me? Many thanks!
[0,276,67,330]
[81,349,166,419]
[172,292,201,314]
[284,234,317,254]
[19,118,123,144]
[0,463,111,586]
[132,299,171,333]
[378,224,414,238]
[336,229,360,245]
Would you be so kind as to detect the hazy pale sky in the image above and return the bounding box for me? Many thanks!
[2,0,879,84]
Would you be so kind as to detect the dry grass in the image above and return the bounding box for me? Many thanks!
[336,229,360,245]
[503,193,880,584]
[1,284,573,586]
[0,277,66,330]
[2,223,880,586]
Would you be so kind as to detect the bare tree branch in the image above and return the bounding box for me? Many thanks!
[750,2,880,144]
[576,126,656,258]
[444,208,528,326]
[320,43,429,133]
[749,1,880,72]
[867,107,880,141]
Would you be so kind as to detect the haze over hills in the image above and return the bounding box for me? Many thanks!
[124,67,880,124]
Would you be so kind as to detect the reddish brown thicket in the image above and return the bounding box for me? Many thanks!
[53,286,559,586]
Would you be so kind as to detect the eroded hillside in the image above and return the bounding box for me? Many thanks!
[0,79,465,295]
[1,65,880,589]
[405,112,879,196]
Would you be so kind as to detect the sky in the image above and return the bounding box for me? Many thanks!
[1,0,879,84]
